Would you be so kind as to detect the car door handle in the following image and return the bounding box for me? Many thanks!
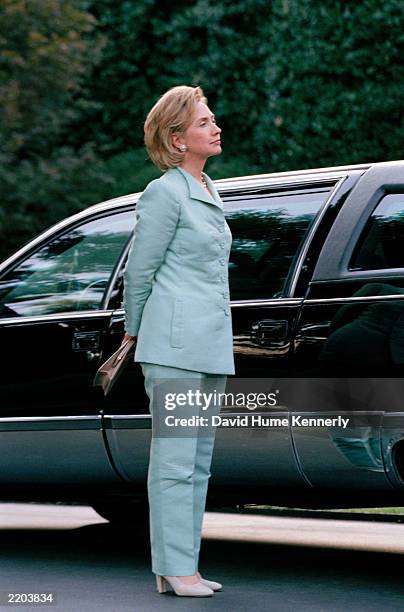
[72,331,101,352]
[251,319,288,343]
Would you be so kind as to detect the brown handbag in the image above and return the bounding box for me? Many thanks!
[92,337,136,396]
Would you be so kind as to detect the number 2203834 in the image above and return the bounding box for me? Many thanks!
[0,592,55,605]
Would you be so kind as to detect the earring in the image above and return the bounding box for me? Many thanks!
[179,144,188,152]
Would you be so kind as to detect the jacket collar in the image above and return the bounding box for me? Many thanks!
[174,166,223,209]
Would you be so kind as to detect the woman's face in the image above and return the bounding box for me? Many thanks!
[177,102,222,160]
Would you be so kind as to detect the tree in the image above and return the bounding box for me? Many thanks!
[0,0,110,260]
[257,0,404,170]
[80,0,404,178]
[76,0,271,182]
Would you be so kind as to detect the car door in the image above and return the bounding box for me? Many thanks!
[210,179,340,493]
[292,161,404,496]
[0,207,135,483]
[102,177,342,499]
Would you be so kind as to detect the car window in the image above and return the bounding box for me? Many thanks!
[224,188,329,299]
[0,211,134,318]
[350,194,404,271]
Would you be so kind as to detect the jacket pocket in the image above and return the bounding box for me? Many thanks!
[170,297,184,348]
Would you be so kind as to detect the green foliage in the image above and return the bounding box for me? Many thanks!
[79,0,403,178]
[0,0,110,260]
[80,0,273,161]
[259,0,404,170]
[99,148,161,199]
[98,148,263,201]
[1,0,404,261]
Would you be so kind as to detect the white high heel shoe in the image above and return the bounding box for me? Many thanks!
[198,574,223,591]
[156,575,214,597]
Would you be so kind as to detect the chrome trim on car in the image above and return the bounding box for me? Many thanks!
[0,310,114,326]
[103,415,151,427]
[219,175,342,197]
[0,415,101,421]
[216,163,372,187]
[0,416,102,431]
[288,177,347,297]
[0,300,304,327]
[111,298,303,316]
[304,294,404,305]
[230,298,303,307]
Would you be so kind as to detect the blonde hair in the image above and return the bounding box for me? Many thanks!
[144,85,208,171]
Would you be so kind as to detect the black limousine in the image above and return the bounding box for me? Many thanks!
[1,160,404,523]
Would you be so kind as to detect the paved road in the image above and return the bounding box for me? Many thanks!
[0,503,403,611]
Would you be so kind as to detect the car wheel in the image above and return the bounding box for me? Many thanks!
[92,498,149,528]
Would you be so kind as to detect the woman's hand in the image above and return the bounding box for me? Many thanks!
[121,332,137,347]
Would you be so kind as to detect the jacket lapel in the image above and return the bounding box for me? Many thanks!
[175,166,223,209]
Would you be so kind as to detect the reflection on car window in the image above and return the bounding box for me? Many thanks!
[350,194,404,270]
[0,211,134,318]
[225,189,329,299]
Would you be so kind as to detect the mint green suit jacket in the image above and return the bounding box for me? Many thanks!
[123,166,235,375]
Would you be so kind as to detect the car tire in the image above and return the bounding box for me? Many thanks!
[92,498,149,528]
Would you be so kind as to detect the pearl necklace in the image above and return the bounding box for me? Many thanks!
[201,174,208,189]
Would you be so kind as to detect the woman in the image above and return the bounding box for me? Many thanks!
[121,85,235,597]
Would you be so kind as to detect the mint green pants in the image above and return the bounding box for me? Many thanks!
[140,362,227,576]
